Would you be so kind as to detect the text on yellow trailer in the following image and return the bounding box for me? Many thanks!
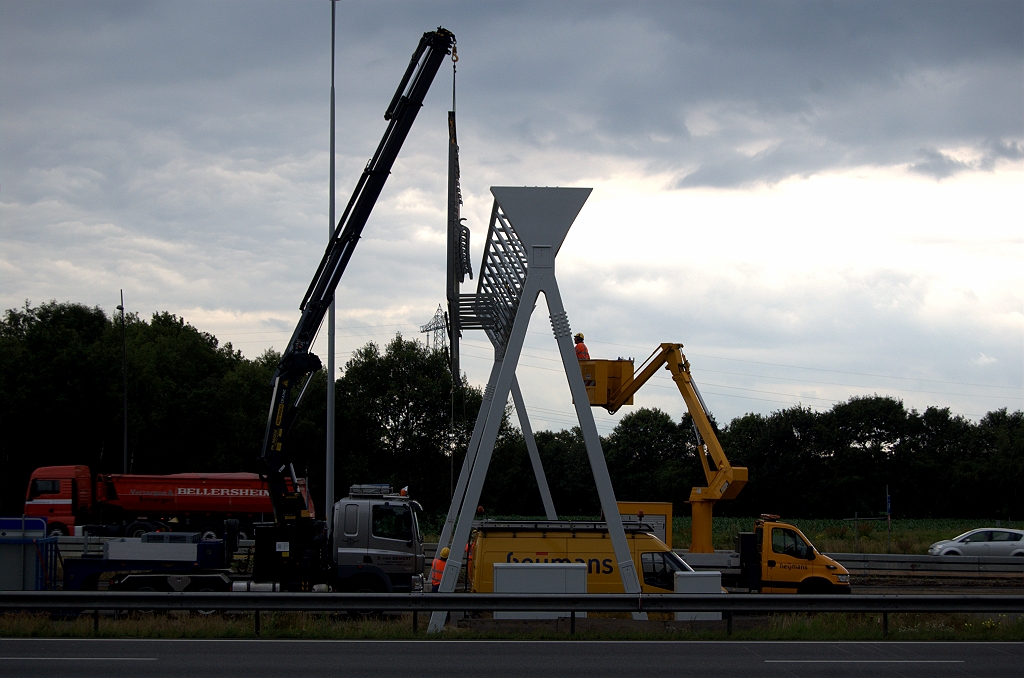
[467,520,694,593]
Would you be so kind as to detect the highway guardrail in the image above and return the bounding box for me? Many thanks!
[828,553,1024,576]
[677,549,1024,578]
[3,590,1021,614]
[6,591,1020,637]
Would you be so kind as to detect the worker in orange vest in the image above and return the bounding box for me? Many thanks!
[574,333,590,360]
[430,546,450,592]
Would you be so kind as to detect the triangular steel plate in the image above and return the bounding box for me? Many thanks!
[490,186,592,254]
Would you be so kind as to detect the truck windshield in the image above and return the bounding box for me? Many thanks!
[372,504,413,542]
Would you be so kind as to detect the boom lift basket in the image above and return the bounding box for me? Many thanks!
[579,359,634,407]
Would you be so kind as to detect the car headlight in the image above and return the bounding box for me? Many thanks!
[836,574,850,584]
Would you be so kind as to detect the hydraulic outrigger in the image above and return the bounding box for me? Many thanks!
[581,343,748,553]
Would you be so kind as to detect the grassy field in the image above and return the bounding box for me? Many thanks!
[2,611,1021,641]
[670,517,1020,554]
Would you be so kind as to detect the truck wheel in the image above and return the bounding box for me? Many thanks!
[797,578,834,594]
[199,523,222,541]
[193,587,220,616]
[47,523,69,537]
[345,575,388,617]
[349,574,388,594]
[125,521,154,538]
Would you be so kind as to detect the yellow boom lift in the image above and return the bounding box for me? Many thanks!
[581,343,748,553]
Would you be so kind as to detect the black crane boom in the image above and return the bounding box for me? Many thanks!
[259,28,455,532]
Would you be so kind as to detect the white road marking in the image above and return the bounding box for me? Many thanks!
[4,657,158,661]
[765,660,965,663]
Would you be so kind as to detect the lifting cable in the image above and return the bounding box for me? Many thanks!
[448,41,459,502]
[451,42,458,112]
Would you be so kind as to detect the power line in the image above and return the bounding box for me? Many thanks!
[566,333,1019,391]
[153,314,1019,393]
[461,337,1021,402]
[455,346,998,419]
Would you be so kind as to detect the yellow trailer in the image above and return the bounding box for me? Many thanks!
[467,520,693,594]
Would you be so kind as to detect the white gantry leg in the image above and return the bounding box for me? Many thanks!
[428,187,644,633]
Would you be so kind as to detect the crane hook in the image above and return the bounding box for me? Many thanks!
[451,44,459,63]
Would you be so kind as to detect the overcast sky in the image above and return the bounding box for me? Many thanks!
[2,0,1021,434]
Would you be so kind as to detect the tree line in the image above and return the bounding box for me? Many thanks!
[1,301,1020,521]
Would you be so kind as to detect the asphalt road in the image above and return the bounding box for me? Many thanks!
[1,639,1021,677]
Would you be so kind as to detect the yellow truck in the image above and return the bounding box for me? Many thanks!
[682,514,851,594]
[467,520,693,593]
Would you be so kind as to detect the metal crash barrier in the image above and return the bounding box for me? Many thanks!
[3,591,1021,637]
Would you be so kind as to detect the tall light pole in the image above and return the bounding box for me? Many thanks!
[116,290,128,474]
[325,0,337,519]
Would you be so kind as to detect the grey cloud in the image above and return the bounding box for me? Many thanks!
[910,148,971,178]
[911,138,1023,178]
[442,1,1024,186]
[980,138,1024,169]
[4,1,1021,214]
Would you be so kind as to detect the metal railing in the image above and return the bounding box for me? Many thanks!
[677,549,1024,578]
[830,553,1024,576]
[5,591,1019,637]
[3,591,1021,613]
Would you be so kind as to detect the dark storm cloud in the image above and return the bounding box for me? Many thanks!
[3,1,1020,201]
[441,0,1024,185]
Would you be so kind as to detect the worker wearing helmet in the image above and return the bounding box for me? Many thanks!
[574,333,590,360]
[430,546,450,592]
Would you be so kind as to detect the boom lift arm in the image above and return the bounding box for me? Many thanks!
[583,343,747,553]
[260,28,456,529]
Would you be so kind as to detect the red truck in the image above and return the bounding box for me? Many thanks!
[23,465,312,539]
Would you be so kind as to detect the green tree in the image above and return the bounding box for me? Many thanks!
[0,301,115,513]
[604,407,698,509]
[3,300,1021,523]
[975,408,1024,519]
[333,335,481,516]
[534,427,600,515]
[0,301,301,515]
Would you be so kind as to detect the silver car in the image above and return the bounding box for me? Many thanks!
[928,528,1024,556]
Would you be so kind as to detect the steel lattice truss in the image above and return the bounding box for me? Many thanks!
[471,204,528,353]
[419,304,448,351]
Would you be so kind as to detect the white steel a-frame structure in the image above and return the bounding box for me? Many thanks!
[428,187,644,632]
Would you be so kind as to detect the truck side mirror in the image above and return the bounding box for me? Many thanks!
[807,550,816,561]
